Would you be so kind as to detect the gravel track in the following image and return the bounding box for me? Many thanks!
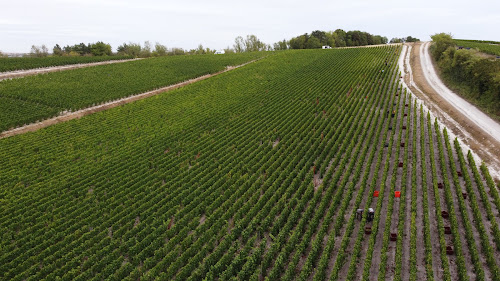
[401,42,500,181]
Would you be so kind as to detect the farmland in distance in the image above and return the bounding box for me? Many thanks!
[0,52,265,132]
[1,46,499,280]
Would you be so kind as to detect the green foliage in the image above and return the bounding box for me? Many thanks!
[90,41,112,56]
[233,35,268,52]
[288,29,387,49]
[117,42,142,57]
[273,39,288,50]
[390,36,420,43]
[432,33,500,119]
[430,33,454,59]
[153,42,167,56]
[0,52,266,132]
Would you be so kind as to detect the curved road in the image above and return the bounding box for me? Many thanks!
[402,41,500,179]
[420,41,500,141]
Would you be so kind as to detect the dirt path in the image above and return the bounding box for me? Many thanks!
[0,58,141,81]
[335,43,401,50]
[403,42,500,181]
[0,61,255,139]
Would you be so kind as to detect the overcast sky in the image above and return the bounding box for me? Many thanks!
[1,0,499,53]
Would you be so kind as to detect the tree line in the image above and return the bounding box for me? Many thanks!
[11,30,419,58]
[22,36,269,58]
[272,30,420,50]
[389,36,420,43]
[275,29,389,50]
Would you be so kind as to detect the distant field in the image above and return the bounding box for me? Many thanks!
[0,52,266,132]
[0,55,134,73]
[454,39,500,56]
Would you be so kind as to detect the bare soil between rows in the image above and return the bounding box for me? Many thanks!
[404,42,500,181]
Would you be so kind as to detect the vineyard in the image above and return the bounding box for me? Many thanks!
[0,52,266,132]
[453,39,500,56]
[1,46,499,280]
[0,55,135,73]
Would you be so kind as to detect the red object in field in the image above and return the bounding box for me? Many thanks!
[438,183,443,189]
[374,190,379,197]
[405,104,408,107]
[457,171,462,177]
[398,162,403,167]
[400,143,405,147]
[395,191,401,198]
[402,126,407,129]
[462,192,467,199]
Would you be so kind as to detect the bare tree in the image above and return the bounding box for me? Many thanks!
[154,42,167,56]
[233,36,244,53]
[141,41,152,57]
[30,45,49,57]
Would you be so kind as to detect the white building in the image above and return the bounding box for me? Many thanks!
[214,50,225,55]
[322,46,332,49]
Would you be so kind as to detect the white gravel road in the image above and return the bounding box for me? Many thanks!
[420,41,500,142]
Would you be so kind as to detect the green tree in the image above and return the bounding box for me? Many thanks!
[405,36,420,42]
[289,34,307,49]
[430,33,454,60]
[90,41,112,56]
[154,42,167,56]
[72,43,91,55]
[334,29,347,47]
[117,43,142,57]
[306,37,321,49]
[53,44,64,56]
[325,31,338,47]
[140,41,152,57]
[234,36,244,53]
[273,39,288,50]
[311,30,327,45]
